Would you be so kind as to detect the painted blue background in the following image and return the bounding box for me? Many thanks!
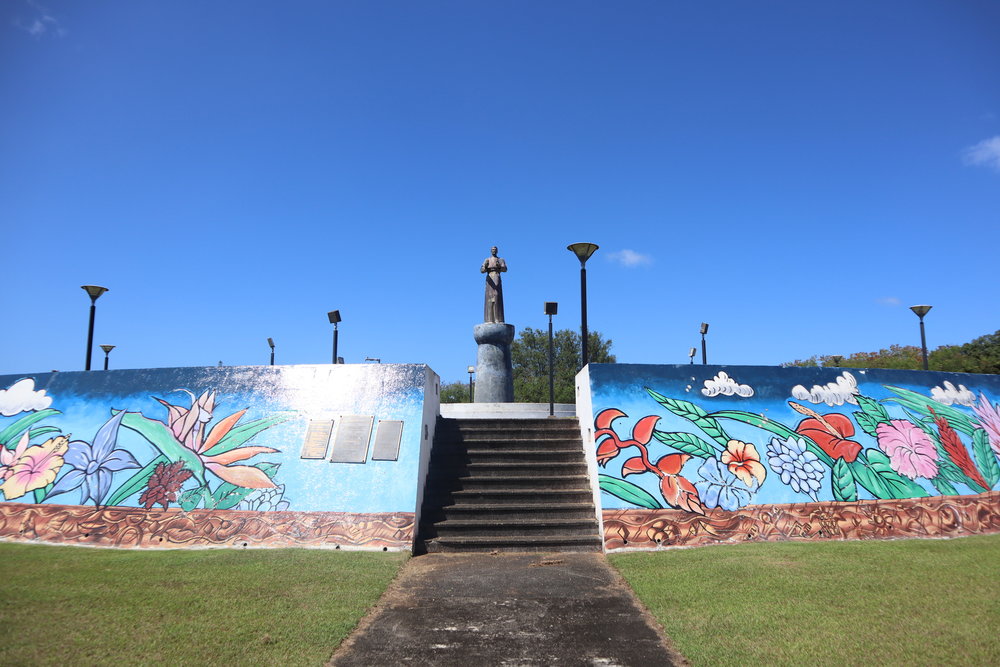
[0,364,432,513]
[587,364,1000,510]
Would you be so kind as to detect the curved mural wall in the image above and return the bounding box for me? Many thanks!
[580,364,1000,550]
[0,364,438,550]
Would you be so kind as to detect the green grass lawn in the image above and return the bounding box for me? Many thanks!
[610,534,1000,666]
[0,544,406,666]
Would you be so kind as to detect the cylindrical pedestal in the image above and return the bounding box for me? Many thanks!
[473,322,515,403]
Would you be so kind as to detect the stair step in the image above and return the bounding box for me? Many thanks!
[431,518,598,537]
[447,489,593,504]
[425,534,603,553]
[428,502,596,520]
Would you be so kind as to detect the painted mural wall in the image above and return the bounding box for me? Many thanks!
[0,364,438,550]
[583,364,1000,550]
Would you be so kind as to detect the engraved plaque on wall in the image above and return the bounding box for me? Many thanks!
[300,420,334,459]
[329,415,374,463]
[372,420,404,461]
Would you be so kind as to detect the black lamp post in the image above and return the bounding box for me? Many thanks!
[327,310,341,364]
[545,301,558,416]
[81,285,108,371]
[467,365,475,402]
[700,322,709,365]
[910,305,932,370]
[267,338,275,366]
[100,344,115,371]
[688,347,697,365]
[567,243,599,369]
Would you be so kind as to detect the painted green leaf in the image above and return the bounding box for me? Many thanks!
[0,409,61,448]
[937,459,968,487]
[853,411,880,438]
[883,386,977,435]
[930,476,959,496]
[201,414,292,458]
[118,412,205,484]
[212,462,281,510]
[179,486,212,511]
[598,474,663,509]
[709,410,834,468]
[651,431,716,458]
[832,458,857,502]
[855,395,891,424]
[27,426,62,440]
[852,450,928,499]
[105,455,168,507]
[645,389,731,447]
[972,428,1000,488]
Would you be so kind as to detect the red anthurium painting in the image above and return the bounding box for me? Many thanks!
[791,403,862,462]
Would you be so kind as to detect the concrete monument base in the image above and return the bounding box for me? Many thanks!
[473,322,515,403]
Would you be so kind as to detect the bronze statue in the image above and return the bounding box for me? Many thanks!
[480,246,507,323]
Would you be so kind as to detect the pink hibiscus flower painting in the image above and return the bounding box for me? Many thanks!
[875,420,938,480]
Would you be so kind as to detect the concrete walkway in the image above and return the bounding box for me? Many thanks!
[328,552,685,666]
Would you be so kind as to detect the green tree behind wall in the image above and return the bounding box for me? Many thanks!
[512,328,616,403]
[784,330,1000,374]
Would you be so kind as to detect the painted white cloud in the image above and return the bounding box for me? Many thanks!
[702,372,754,398]
[930,381,976,407]
[791,371,859,406]
[606,249,652,267]
[0,378,52,416]
[962,136,1000,172]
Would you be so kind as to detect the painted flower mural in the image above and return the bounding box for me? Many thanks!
[0,434,69,500]
[47,411,140,506]
[597,381,1000,515]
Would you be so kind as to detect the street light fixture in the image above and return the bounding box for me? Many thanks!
[100,344,115,371]
[699,322,709,365]
[688,347,697,365]
[81,285,109,371]
[327,310,341,364]
[267,337,275,366]
[545,301,558,416]
[910,305,933,370]
[567,243,599,369]
[467,365,475,402]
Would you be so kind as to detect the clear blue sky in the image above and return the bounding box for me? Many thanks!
[2,1,998,382]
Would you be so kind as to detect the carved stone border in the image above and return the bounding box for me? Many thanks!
[603,491,1000,551]
[0,503,414,550]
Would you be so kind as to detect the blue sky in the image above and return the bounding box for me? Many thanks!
[2,1,998,382]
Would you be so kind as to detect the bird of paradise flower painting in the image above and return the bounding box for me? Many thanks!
[596,376,1000,514]
[0,378,292,511]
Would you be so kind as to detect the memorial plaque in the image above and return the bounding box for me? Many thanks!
[330,415,374,464]
[300,420,334,459]
[372,420,404,461]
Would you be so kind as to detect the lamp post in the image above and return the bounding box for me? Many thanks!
[267,337,275,366]
[100,345,115,371]
[910,305,932,370]
[81,285,109,371]
[567,243,599,369]
[327,310,341,364]
[545,302,558,416]
[688,347,697,365]
[700,322,709,365]
[467,365,475,402]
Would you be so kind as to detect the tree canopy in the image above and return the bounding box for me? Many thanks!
[440,380,473,404]
[511,328,615,403]
[784,330,1000,374]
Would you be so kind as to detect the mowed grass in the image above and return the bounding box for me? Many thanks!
[611,535,1000,666]
[0,544,406,666]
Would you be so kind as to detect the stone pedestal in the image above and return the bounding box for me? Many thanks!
[473,322,515,403]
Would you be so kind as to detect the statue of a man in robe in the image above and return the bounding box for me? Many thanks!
[480,246,507,323]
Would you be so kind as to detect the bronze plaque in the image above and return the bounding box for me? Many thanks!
[372,420,404,461]
[300,420,334,459]
[330,415,374,464]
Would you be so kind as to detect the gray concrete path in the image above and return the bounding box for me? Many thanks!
[328,552,686,666]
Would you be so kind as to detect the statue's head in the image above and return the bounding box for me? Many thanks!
[491,246,498,256]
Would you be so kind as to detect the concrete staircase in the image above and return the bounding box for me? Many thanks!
[417,417,602,553]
